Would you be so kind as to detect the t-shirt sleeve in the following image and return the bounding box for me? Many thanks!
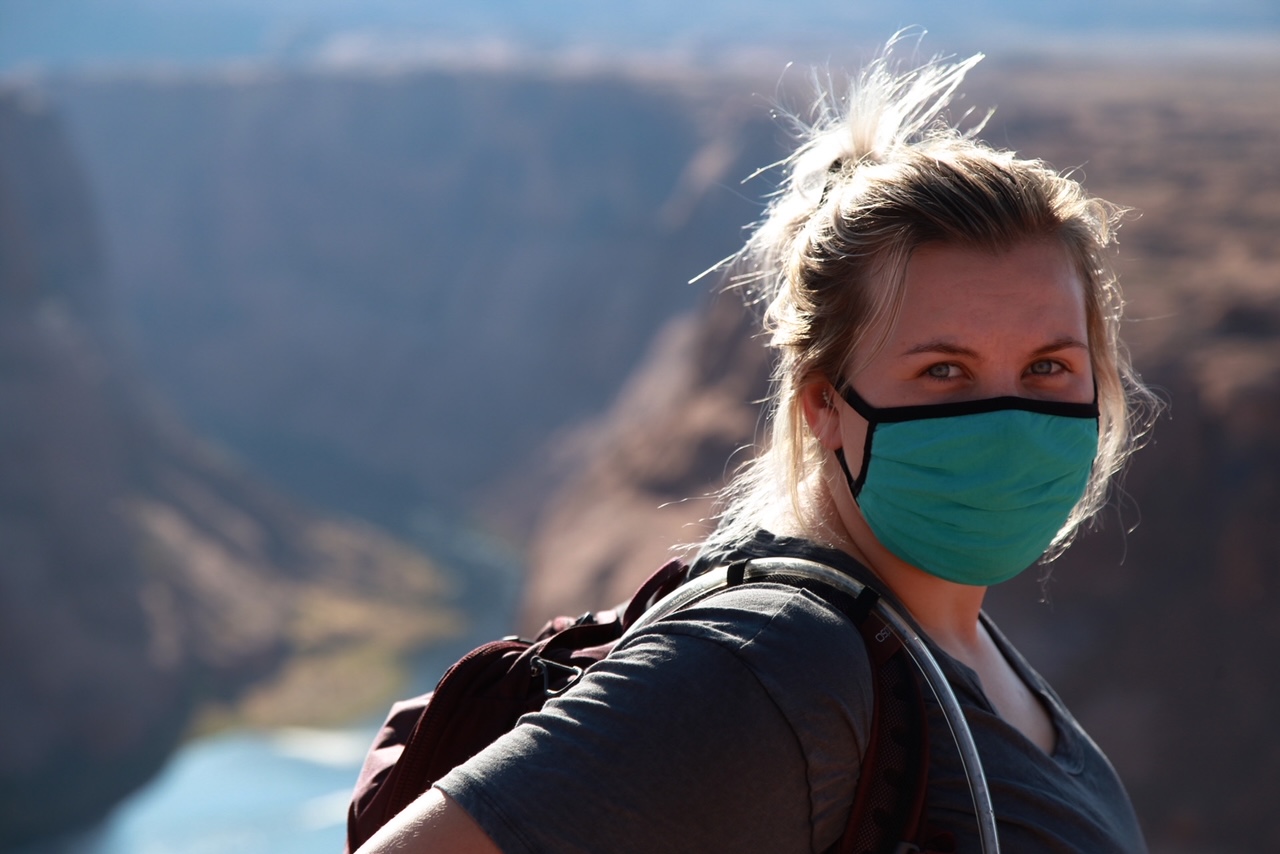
[435,584,875,854]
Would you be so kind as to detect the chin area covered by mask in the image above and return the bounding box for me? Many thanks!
[836,385,1100,586]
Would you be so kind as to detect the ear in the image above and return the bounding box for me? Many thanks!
[800,378,843,451]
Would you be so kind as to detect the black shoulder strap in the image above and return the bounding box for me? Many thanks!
[723,560,930,854]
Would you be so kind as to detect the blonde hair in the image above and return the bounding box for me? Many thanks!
[704,41,1159,560]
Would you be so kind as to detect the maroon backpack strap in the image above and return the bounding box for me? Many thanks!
[621,558,691,629]
[833,598,930,854]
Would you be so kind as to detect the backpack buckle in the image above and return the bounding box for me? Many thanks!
[530,656,585,697]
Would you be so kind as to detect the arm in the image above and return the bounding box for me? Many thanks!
[358,585,869,853]
[355,787,501,854]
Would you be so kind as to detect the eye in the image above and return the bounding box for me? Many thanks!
[925,363,961,380]
[1027,359,1063,376]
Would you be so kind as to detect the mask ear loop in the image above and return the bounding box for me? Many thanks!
[834,447,862,499]
[831,382,878,499]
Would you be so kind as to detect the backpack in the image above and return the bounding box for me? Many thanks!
[345,556,933,854]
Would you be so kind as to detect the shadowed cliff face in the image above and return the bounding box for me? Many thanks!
[0,90,458,849]
[517,62,1280,852]
[40,67,779,524]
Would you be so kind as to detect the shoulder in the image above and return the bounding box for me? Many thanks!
[614,581,877,753]
[438,581,877,852]
[637,580,866,641]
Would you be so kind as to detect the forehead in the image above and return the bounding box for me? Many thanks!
[887,239,1087,342]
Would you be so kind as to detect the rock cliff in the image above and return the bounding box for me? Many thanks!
[40,66,778,525]
[0,88,457,849]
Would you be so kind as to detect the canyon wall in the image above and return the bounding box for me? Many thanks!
[0,88,457,849]
[41,66,779,529]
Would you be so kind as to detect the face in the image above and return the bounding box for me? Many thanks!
[801,238,1094,553]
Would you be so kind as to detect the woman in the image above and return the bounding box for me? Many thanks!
[358,44,1156,853]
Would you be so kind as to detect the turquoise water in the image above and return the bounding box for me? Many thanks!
[74,726,375,854]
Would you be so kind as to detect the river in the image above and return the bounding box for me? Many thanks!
[27,514,525,854]
[60,725,376,853]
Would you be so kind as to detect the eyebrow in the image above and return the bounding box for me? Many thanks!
[900,336,1089,359]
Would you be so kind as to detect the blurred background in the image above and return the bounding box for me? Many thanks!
[1,1,1278,852]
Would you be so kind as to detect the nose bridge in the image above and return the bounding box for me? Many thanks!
[984,369,1023,398]
[979,339,1042,398]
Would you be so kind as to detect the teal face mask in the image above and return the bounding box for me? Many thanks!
[835,386,1099,586]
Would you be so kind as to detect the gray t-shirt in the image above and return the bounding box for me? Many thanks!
[438,535,1146,853]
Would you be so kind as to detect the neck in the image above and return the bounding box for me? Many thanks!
[873,560,989,654]
[804,468,989,656]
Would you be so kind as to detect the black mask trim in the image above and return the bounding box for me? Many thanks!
[838,384,1099,424]
[834,446,872,499]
